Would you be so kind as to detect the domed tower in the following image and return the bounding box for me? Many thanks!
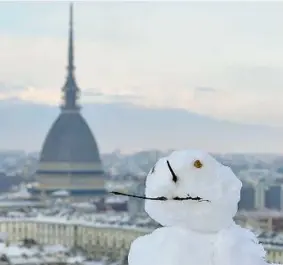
[34,3,105,200]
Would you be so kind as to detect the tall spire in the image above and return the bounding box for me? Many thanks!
[68,2,74,73]
[61,2,80,111]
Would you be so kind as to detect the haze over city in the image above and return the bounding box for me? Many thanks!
[2,1,283,153]
[1,4,283,265]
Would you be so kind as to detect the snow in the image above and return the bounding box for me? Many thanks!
[51,190,70,197]
[0,215,150,234]
[83,262,104,265]
[43,244,68,254]
[71,202,97,211]
[0,243,37,257]
[105,196,128,204]
[128,149,270,265]
[67,255,85,264]
[0,232,8,242]
[7,212,26,218]
[8,256,41,265]
[0,242,83,265]
[238,209,283,218]
[0,200,43,209]
[7,188,31,199]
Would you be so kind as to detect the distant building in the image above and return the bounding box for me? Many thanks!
[0,215,281,264]
[255,181,266,210]
[29,4,105,200]
[105,196,128,212]
[235,210,283,232]
[0,198,46,211]
[238,184,255,210]
[238,181,283,211]
[265,185,283,210]
[0,218,140,262]
[127,182,146,218]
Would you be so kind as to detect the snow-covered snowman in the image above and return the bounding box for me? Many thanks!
[124,150,269,265]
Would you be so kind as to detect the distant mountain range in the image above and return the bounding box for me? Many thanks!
[1,98,283,154]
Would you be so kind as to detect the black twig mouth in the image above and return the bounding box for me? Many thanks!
[110,191,210,203]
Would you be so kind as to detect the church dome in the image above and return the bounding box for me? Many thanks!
[40,112,102,164]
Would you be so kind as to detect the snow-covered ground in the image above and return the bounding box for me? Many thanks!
[0,241,116,265]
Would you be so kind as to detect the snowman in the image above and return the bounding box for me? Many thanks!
[114,150,269,265]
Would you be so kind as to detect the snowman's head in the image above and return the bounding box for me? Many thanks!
[144,150,242,232]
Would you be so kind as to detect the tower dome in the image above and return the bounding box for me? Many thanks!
[40,112,101,164]
[33,3,105,198]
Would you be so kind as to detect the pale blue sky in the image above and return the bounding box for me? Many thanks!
[1,2,283,127]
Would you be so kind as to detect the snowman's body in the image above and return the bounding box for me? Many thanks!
[129,226,216,265]
[129,224,266,265]
[128,150,268,265]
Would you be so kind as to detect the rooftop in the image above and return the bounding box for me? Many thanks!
[237,210,283,218]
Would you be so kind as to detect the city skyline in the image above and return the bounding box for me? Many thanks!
[2,2,283,153]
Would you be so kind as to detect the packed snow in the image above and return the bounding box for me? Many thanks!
[128,149,271,265]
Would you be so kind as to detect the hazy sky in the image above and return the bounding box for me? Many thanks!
[1,2,283,127]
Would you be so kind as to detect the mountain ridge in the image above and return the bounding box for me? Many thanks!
[1,98,283,154]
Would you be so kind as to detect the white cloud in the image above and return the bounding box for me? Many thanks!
[1,2,283,126]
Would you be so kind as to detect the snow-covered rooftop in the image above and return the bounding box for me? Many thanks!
[237,210,283,218]
[71,202,96,211]
[105,196,128,204]
[51,190,70,197]
[0,213,153,233]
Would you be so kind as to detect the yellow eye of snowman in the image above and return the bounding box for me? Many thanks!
[193,160,203,169]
